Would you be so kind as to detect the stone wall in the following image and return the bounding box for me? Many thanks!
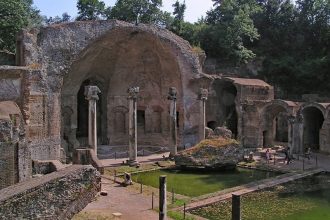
[0,165,101,220]
[0,142,18,189]
[0,101,31,189]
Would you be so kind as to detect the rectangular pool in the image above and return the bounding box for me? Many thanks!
[190,173,330,220]
[132,168,277,197]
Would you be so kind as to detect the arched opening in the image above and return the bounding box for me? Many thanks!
[213,80,238,137]
[262,104,289,148]
[303,107,324,150]
[207,121,217,130]
[76,78,107,145]
[61,27,185,151]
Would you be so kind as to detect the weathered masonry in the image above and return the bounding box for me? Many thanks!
[1,20,330,189]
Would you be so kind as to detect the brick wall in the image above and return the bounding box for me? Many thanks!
[0,142,18,189]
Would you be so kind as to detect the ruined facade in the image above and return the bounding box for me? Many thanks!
[1,20,330,188]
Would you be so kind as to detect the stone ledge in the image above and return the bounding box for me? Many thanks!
[0,165,101,219]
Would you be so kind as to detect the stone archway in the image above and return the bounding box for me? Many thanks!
[60,24,191,151]
[212,79,238,138]
[302,106,324,150]
[20,20,204,160]
[260,100,295,148]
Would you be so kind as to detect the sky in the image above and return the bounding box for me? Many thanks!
[33,0,214,23]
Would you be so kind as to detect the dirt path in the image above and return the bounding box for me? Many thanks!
[76,178,161,220]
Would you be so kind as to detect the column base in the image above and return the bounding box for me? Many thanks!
[128,160,139,167]
[168,152,177,160]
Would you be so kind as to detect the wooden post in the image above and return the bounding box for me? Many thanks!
[232,194,241,220]
[152,192,154,209]
[140,182,143,194]
[159,175,167,220]
[114,170,117,183]
[184,203,186,219]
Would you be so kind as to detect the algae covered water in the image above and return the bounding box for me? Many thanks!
[132,168,277,197]
[191,173,330,220]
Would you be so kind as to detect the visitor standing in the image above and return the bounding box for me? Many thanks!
[266,148,270,161]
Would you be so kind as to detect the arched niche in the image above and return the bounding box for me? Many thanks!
[302,106,324,150]
[212,79,238,137]
[61,26,186,149]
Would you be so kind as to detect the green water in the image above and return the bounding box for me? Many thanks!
[191,174,330,220]
[132,168,277,197]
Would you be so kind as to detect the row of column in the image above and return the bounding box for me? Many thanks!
[84,85,209,165]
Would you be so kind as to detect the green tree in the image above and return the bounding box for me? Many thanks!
[171,0,186,35]
[108,0,163,24]
[46,12,72,25]
[256,0,330,98]
[76,0,106,21]
[23,0,43,27]
[202,0,261,64]
[0,0,28,52]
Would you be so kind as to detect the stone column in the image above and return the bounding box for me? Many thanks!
[288,115,295,151]
[128,87,139,166]
[84,86,101,153]
[292,113,304,154]
[168,87,177,157]
[198,88,208,142]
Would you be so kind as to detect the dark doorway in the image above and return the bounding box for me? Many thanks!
[207,121,217,130]
[303,107,324,150]
[213,80,238,137]
[137,110,145,132]
[76,79,104,143]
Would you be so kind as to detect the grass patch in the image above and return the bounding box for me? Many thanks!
[104,161,174,177]
[168,210,195,220]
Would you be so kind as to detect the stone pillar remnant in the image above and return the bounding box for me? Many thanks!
[168,87,177,157]
[293,112,304,154]
[198,88,208,142]
[288,115,295,152]
[159,175,167,220]
[84,85,101,153]
[128,87,139,166]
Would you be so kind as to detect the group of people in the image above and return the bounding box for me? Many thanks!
[265,146,293,165]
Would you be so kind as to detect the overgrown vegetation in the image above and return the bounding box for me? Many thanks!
[187,137,239,153]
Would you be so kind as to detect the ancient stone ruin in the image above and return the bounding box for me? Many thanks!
[1,20,330,200]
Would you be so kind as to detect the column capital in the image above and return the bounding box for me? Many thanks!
[198,88,208,101]
[287,115,296,124]
[296,113,304,123]
[84,85,101,101]
[167,87,177,101]
[127,86,140,100]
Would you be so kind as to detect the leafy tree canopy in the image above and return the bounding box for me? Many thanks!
[108,0,163,24]
[0,0,42,52]
[76,0,106,21]
[202,0,262,64]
